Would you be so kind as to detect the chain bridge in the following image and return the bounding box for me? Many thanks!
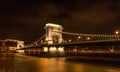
[19,23,120,60]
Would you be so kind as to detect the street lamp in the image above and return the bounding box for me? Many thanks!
[115,30,119,34]
[78,36,81,39]
[77,36,81,41]
[86,37,91,40]
[68,39,72,42]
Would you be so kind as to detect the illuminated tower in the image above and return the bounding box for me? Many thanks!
[45,23,63,44]
[17,41,24,53]
[17,41,24,49]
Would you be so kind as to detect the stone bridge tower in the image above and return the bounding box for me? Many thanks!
[45,23,63,44]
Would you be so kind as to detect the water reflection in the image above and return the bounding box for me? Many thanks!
[0,54,120,72]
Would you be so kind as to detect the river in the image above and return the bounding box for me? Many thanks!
[0,54,120,72]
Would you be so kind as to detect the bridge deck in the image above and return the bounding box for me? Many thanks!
[20,40,120,49]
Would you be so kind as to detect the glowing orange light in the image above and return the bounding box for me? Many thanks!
[115,31,119,34]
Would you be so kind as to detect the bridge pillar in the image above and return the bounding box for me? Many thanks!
[45,23,63,44]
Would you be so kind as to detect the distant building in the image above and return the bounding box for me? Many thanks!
[0,39,24,53]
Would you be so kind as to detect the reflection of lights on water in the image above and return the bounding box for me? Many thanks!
[105,69,119,72]
[43,47,48,52]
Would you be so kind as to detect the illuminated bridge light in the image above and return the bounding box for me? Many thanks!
[78,36,81,39]
[5,39,18,42]
[115,30,119,34]
[49,47,57,52]
[43,47,48,52]
[47,40,53,44]
[58,47,64,52]
[68,39,72,42]
[46,23,61,28]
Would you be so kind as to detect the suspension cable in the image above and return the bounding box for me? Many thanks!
[55,31,120,38]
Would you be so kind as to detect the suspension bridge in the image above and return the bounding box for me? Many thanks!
[20,23,120,59]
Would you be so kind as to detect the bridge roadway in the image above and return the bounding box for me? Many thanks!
[21,39,120,49]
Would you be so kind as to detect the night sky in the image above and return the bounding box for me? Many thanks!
[0,0,120,41]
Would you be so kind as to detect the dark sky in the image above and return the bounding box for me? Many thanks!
[0,0,120,41]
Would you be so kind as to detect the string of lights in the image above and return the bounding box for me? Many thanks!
[56,31,120,38]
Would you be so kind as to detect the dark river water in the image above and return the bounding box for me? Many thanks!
[0,54,120,72]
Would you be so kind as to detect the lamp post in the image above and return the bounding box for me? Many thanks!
[86,37,91,40]
[68,39,72,42]
[78,36,81,39]
[115,30,119,34]
[76,36,81,42]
